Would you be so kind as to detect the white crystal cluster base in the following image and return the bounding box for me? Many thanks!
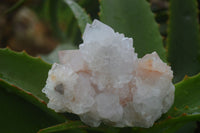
[42,20,174,128]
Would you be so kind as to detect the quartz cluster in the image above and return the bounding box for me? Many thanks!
[42,20,175,128]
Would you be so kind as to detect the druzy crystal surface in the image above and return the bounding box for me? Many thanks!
[42,20,174,128]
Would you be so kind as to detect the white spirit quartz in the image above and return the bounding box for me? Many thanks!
[42,19,175,128]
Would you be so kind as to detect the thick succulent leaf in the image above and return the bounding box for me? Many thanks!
[137,121,197,133]
[173,122,197,133]
[64,0,92,34]
[0,48,50,102]
[38,121,87,133]
[38,121,120,133]
[167,0,200,83]
[100,0,166,61]
[164,74,200,119]
[0,79,65,122]
[0,48,67,132]
[0,86,63,133]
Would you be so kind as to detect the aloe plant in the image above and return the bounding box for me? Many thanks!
[0,0,200,132]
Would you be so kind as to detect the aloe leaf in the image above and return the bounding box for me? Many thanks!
[162,73,200,124]
[137,121,196,133]
[0,85,63,133]
[38,121,87,133]
[173,122,197,133]
[100,0,166,61]
[38,121,120,133]
[167,0,200,83]
[64,0,92,34]
[0,48,68,128]
[0,48,66,120]
[0,48,50,102]
[164,74,200,120]
[0,79,65,121]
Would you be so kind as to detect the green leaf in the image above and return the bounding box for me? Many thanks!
[136,121,196,133]
[100,0,166,61]
[0,48,67,124]
[0,86,63,133]
[0,79,65,122]
[164,74,200,120]
[173,122,197,133]
[0,48,68,131]
[64,0,92,34]
[38,121,87,133]
[38,121,120,133]
[0,48,50,102]
[167,0,200,83]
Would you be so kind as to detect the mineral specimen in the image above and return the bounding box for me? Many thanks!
[42,19,175,128]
